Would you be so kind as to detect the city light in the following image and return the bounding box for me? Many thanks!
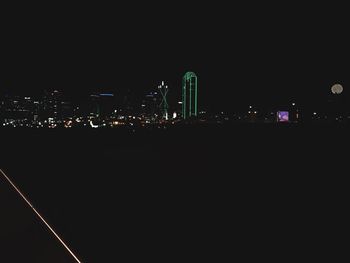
[0,78,348,127]
[90,121,99,128]
[277,111,289,122]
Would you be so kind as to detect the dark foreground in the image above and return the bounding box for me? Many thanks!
[0,124,349,262]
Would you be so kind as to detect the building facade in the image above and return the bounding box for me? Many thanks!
[182,72,198,119]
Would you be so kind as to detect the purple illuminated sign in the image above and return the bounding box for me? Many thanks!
[277,111,289,122]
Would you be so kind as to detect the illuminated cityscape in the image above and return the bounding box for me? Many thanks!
[1,76,349,129]
[2,2,349,262]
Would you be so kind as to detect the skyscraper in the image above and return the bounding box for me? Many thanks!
[89,93,116,119]
[182,72,198,119]
[158,81,169,120]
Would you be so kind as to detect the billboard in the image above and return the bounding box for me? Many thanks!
[277,111,289,122]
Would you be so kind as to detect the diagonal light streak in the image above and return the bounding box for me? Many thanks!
[0,168,82,263]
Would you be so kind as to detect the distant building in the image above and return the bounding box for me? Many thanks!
[158,81,169,120]
[89,93,116,119]
[41,90,63,121]
[2,95,31,121]
[182,72,198,119]
[141,91,159,118]
[118,89,135,116]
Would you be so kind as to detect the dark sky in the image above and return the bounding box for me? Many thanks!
[1,2,349,111]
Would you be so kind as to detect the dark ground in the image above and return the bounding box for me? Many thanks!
[0,124,349,262]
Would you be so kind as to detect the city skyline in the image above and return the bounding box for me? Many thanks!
[2,3,350,114]
[1,75,348,116]
[1,80,348,129]
[1,76,347,112]
[1,3,349,262]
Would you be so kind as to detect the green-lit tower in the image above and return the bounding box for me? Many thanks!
[182,72,198,119]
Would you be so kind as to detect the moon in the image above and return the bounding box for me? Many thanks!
[331,84,343,94]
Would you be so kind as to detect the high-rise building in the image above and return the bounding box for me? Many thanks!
[0,94,37,126]
[89,93,116,119]
[141,91,159,118]
[158,81,169,120]
[2,95,30,119]
[41,90,63,121]
[118,89,135,116]
[182,72,198,119]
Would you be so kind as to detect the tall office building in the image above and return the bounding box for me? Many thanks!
[182,72,198,119]
[41,90,63,120]
[141,91,159,117]
[89,93,116,119]
[158,81,169,120]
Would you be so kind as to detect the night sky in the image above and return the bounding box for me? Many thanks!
[1,2,349,112]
